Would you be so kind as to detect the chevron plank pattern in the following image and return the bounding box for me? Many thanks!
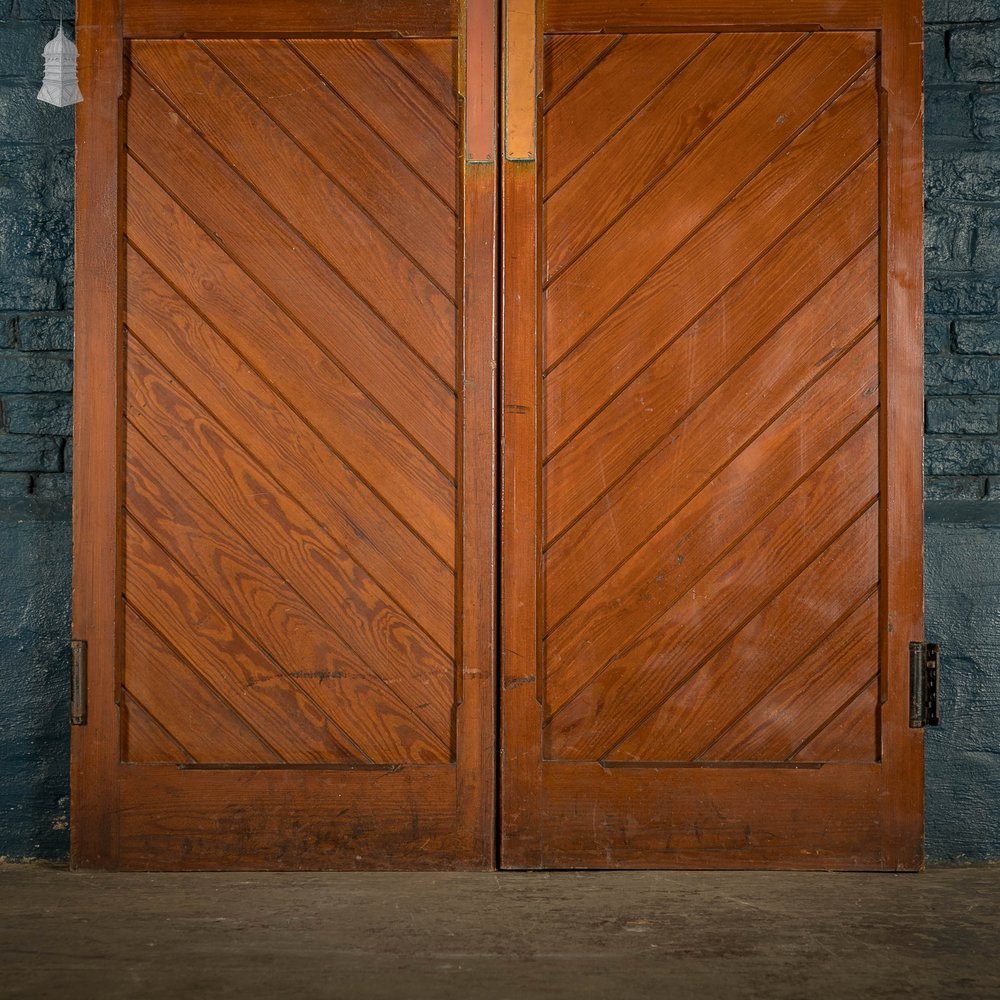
[121,39,459,766]
[540,31,882,765]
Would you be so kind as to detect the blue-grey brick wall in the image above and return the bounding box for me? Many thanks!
[0,3,73,860]
[925,1,1000,862]
[1,5,999,863]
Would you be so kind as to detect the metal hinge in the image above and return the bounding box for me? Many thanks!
[909,641,941,729]
[70,639,87,726]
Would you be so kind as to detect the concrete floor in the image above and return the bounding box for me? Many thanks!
[1,866,999,999]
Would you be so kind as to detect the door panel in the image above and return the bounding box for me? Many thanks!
[73,0,498,870]
[501,1,925,869]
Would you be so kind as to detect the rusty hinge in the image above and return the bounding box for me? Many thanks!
[909,641,940,729]
[70,639,87,726]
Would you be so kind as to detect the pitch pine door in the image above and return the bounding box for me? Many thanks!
[73,0,924,870]
[73,0,498,869]
[500,0,926,870]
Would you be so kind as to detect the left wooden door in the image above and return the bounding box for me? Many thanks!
[72,0,498,870]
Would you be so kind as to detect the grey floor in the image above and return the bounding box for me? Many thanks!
[1,865,999,999]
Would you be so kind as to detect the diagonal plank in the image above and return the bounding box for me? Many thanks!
[125,158,457,564]
[543,33,622,109]
[545,57,878,417]
[377,38,457,121]
[545,333,879,685]
[699,595,880,762]
[122,691,191,764]
[544,31,803,279]
[545,145,878,536]
[129,41,456,373]
[546,424,880,760]
[794,678,879,762]
[543,32,712,194]
[125,520,368,765]
[127,78,457,473]
[126,338,456,737]
[205,39,457,298]
[545,247,879,636]
[544,31,876,366]
[608,511,879,761]
[126,248,455,654]
[125,424,453,765]
[292,39,458,209]
[124,605,283,764]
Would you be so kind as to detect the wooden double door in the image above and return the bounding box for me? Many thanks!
[72,0,925,870]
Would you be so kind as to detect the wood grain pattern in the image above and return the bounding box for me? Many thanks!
[292,39,459,208]
[71,0,123,870]
[124,156,457,563]
[546,252,880,644]
[123,605,282,764]
[76,4,497,870]
[502,10,920,870]
[124,247,455,653]
[543,32,710,191]
[544,0,882,31]
[123,0,459,38]
[125,342,454,759]
[544,32,876,366]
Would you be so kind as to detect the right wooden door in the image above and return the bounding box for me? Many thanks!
[500,0,926,869]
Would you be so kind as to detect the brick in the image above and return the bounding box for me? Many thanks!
[926,436,1000,475]
[936,0,1000,20]
[926,88,974,138]
[955,318,1000,355]
[925,475,988,501]
[927,355,1000,394]
[17,314,71,351]
[924,29,952,83]
[0,20,53,78]
[0,316,14,349]
[926,316,953,356]
[927,396,1000,434]
[972,88,1000,141]
[950,25,1000,82]
[0,471,31,497]
[2,2,75,18]
[32,472,70,500]
[926,150,1000,202]
[971,208,1000,270]
[926,276,998,315]
[0,145,74,311]
[0,81,74,145]
[0,352,72,393]
[0,432,60,472]
[2,393,72,435]
[925,205,972,270]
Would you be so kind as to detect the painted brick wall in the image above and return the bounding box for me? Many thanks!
[0,1,73,859]
[0,4,998,862]
[923,0,1000,862]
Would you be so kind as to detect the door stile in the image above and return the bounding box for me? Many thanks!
[458,0,501,866]
[500,0,544,868]
[72,0,125,870]
[878,0,925,871]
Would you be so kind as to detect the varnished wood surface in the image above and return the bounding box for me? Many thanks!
[75,0,498,870]
[544,0,883,32]
[122,0,459,38]
[71,0,123,869]
[502,3,923,870]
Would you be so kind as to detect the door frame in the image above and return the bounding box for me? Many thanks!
[499,0,926,870]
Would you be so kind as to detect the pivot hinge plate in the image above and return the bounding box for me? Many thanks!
[909,641,940,728]
[70,639,87,726]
